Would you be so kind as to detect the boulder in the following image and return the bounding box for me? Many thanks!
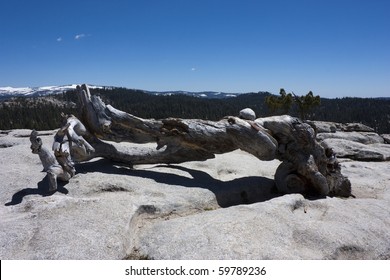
[239,108,256,121]
[322,138,390,161]
[343,123,375,132]
[317,131,384,145]
[307,121,375,133]
[310,121,389,161]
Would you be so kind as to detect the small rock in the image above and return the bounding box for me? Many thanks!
[343,123,375,132]
[382,134,390,144]
[306,121,338,133]
[239,108,256,121]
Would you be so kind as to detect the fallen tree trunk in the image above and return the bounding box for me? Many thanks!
[70,84,351,197]
[30,84,351,197]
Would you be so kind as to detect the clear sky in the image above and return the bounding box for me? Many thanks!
[0,0,389,98]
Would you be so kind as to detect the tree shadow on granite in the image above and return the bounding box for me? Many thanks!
[76,158,132,175]
[5,175,69,206]
[76,159,281,207]
[136,165,281,207]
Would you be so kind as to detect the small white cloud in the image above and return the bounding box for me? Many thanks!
[75,34,86,40]
[191,67,196,71]
[56,37,63,42]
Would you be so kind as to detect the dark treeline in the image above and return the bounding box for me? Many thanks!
[94,88,271,120]
[0,96,78,130]
[0,88,389,133]
[311,97,390,133]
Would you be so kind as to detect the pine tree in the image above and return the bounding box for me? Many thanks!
[292,91,321,120]
[265,88,293,115]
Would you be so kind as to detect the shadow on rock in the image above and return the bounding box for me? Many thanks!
[75,158,132,175]
[5,175,69,206]
[76,159,281,207]
[139,165,282,207]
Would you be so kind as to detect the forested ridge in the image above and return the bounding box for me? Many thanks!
[0,87,389,133]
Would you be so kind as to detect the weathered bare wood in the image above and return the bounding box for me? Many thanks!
[29,84,351,197]
[29,112,98,191]
[30,130,73,191]
[71,84,350,197]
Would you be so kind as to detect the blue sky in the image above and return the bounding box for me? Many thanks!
[0,0,389,98]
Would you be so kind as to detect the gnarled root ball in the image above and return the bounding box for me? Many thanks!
[275,160,351,197]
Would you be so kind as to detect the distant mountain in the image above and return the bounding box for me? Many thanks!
[1,84,388,100]
[0,85,241,99]
[0,85,104,98]
[144,90,241,99]
[1,85,389,133]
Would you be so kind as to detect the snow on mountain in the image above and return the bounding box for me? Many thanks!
[0,85,103,98]
[146,90,240,99]
[0,85,240,99]
[0,87,35,95]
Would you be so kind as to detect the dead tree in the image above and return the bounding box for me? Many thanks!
[72,84,351,197]
[29,112,96,191]
[30,129,73,191]
[30,84,351,197]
